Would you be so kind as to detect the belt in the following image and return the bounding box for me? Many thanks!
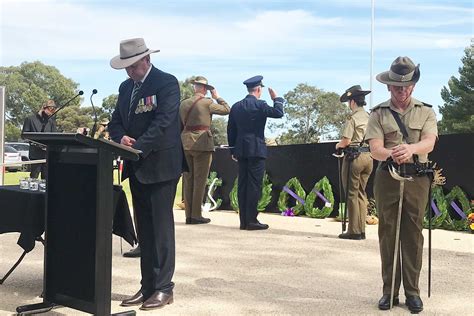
[185,125,210,131]
[344,146,370,154]
[380,161,429,176]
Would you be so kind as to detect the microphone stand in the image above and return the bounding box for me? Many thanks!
[40,91,84,132]
[90,89,99,138]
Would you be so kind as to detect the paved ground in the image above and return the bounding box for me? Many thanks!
[1,209,472,315]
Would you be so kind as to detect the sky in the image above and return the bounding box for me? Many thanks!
[0,0,472,138]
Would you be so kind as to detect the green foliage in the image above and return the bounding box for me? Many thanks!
[438,46,474,134]
[180,77,194,101]
[211,117,228,146]
[205,171,222,209]
[230,177,239,212]
[4,121,22,141]
[423,185,448,229]
[270,83,349,144]
[229,173,273,212]
[56,105,94,133]
[101,94,118,119]
[443,186,471,231]
[0,61,80,129]
[304,176,334,218]
[278,177,306,215]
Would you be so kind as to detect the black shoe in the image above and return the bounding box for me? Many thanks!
[240,224,247,230]
[123,246,141,258]
[361,232,366,240]
[186,217,211,224]
[246,222,269,230]
[338,233,362,240]
[378,294,399,310]
[406,295,423,313]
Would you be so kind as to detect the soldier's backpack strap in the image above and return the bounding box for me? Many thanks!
[183,96,204,127]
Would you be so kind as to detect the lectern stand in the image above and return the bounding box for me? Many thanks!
[18,133,140,316]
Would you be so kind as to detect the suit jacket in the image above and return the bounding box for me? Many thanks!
[22,112,57,159]
[109,66,184,184]
[179,94,230,151]
[227,95,284,158]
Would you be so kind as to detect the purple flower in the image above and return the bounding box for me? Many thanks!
[281,208,295,216]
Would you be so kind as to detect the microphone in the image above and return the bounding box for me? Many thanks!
[90,89,99,138]
[41,90,84,132]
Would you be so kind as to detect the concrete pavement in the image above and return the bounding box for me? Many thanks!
[1,209,472,315]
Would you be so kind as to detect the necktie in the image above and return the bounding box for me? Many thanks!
[129,81,142,118]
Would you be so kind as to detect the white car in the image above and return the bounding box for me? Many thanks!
[5,142,30,161]
[3,145,23,172]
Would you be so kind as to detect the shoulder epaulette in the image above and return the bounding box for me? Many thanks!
[422,102,433,108]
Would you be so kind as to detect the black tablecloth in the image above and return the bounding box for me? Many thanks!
[0,185,137,252]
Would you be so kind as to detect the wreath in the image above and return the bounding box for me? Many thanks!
[205,171,222,209]
[443,186,471,231]
[277,177,306,215]
[423,185,448,229]
[304,176,334,218]
[229,172,273,212]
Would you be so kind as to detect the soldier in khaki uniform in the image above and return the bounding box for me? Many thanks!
[336,85,373,240]
[180,76,230,224]
[365,57,437,313]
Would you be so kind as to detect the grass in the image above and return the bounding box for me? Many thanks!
[2,171,183,207]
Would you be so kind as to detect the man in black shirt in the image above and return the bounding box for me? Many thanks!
[22,99,58,179]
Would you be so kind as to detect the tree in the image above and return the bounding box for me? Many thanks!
[0,61,80,138]
[211,117,228,146]
[271,83,349,144]
[56,106,93,133]
[101,94,118,119]
[438,46,474,134]
[180,77,194,101]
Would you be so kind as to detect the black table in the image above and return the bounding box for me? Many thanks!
[0,185,137,282]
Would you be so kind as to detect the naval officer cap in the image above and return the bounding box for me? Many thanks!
[243,75,265,88]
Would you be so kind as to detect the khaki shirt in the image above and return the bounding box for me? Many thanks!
[180,94,230,151]
[365,97,438,163]
[341,107,369,145]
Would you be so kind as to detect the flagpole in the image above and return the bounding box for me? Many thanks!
[370,0,375,108]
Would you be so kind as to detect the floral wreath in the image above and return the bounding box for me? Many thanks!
[277,177,306,215]
[229,173,273,212]
[304,176,334,218]
[443,186,472,231]
[423,185,448,229]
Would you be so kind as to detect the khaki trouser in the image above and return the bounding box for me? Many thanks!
[183,150,212,219]
[342,152,373,234]
[374,168,430,297]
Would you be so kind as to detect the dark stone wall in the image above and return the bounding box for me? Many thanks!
[210,133,473,214]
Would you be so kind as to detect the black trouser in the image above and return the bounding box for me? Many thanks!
[129,174,178,295]
[237,157,265,225]
[30,163,47,179]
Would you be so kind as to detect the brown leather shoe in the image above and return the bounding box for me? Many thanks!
[140,291,173,310]
[120,290,146,307]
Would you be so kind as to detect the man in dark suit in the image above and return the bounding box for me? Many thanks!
[108,38,183,311]
[22,99,58,179]
[227,76,284,230]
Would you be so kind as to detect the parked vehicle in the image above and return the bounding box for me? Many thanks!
[3,145,23,172]
[5,142,30,161]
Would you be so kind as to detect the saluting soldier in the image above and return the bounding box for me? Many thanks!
[336,85,373,240]
[227,75,284,230]
[180,76,230,224]
[365,56,437,313]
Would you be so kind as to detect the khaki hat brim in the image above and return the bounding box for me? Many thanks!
[376,70,420,87]
[191,80,215,90]
[340,90,371,102]
[110,49,160,69]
